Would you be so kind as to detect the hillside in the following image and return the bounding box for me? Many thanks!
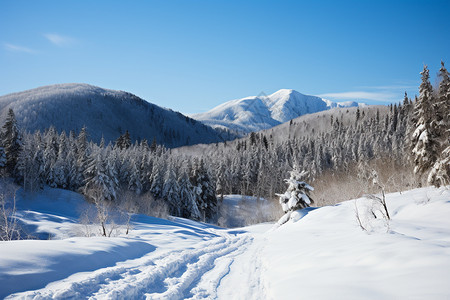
[0,83,229,147]
[191,89,360,134]
[176,105,389,156]
[1,185,449,299]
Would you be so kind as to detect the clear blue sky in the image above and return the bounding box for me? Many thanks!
[1,0,449,114]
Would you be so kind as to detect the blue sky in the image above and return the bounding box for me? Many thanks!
[1,0,449,114]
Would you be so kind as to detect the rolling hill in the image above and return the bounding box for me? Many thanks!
[0,83,229,147]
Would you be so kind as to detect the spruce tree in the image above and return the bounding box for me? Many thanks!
[0,146,6,173]
[428,61,450,186]
[277,165,314,214]
[411,65,439,177]
[1,109,21,177]
[179,167,200,220]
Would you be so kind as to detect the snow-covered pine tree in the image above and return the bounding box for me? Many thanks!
[191,159,217,222]
[178,167,200,220]
[52,131,69,188]
[114,130,131,150]
[16,132,44,191]
[74,126,89,189]
[428,61,450,187]
[0,146,6,173]
[66,136,79,190]
[128,160,143,195]
[150,156,165,200]
[1,109,21,177]
[162,164,180,216]
[83,147,117,202]
[43,127,59,187]
[276,165,314,225]
[433,61,449,143]
[215,162,225,201]
[411,65,440,178]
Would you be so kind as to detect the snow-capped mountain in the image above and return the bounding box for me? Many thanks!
[192,89,360,134]
[0,83,228,147]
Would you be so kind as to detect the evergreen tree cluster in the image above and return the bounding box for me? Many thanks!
[1,123,218,222]
[204,99,414,200]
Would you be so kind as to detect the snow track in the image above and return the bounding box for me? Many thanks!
[10,231,264,299]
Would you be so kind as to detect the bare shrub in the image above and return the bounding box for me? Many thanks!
[82,185,121,237]
[312,157,417,207]
[116,190,139,235]
[0,181,21,240]
[354,196,390,233]
[135,192,169,219]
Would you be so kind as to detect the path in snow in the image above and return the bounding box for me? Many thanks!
[9,228,268,299]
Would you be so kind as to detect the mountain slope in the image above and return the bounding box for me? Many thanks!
[0,83,227,147]
[192,89,359,134]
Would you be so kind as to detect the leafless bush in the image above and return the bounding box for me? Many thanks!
[354,195,390,233]
[0,181,21,240]
[134,192,169,219]
[81,186,121,237]
[79,188,170,237]
[312,157,417,207]
[354,160,393,233]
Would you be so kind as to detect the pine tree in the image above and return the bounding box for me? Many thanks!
[434,61,449,141]
[150,157,165,200]
[0,146,6,173]
[128,160,143,195]
[16,132,44,191]
[179,167,200,220]
[411,65,440,177]
[150,137,157,153]
[428,61,450,186]
[74,126,89,189]
[277,165,314,214]
[191,159,217,221]
[83,148,117,202]
[1,109,21,177]
[162,164,180,216]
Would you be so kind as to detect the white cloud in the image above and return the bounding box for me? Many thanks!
[318,91,397,103]
[44,33,75,47]
[358,84,418,91]
[4,43,35,54]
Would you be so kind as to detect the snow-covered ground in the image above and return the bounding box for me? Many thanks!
[218,195,280,228]
[1,186,449,299]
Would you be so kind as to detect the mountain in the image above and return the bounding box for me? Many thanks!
[191,89,360,134]
[0,83,228,147]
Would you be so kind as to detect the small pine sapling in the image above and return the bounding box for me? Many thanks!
[276,167,314,226]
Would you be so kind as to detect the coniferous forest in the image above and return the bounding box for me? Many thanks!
[0,63,449,224]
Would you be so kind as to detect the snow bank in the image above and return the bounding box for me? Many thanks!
[262,187,450,299]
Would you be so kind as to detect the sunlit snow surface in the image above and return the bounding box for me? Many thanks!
[1,186,449,299]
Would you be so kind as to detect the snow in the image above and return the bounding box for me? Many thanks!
[264,187,450,299]
[1,186,450,299]
[192,89,360,134]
